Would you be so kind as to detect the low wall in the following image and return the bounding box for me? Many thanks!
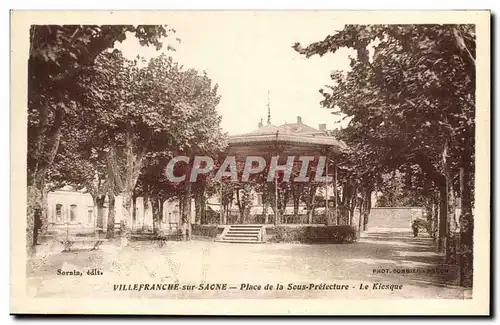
[191,225,225,238]
[265,225,357,244]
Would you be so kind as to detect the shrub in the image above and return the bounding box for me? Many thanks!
[267,225,357,244]
[191,225,224,238]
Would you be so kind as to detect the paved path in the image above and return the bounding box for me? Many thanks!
[27,230,469,299]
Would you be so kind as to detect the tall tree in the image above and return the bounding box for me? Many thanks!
[27,25,173,246]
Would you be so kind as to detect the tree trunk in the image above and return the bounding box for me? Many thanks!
[106,193,116,239]
[121,190,132,233]
[349,186,357,226]
[363,189,372,231]
[182,183,192,240]
[27,177,43,247]
[143,185,150,230]
[40,185,49,234]
[307,207,314,224]
[438,186,448,252]
[26,186,38,248]
[414,154,450,250]
[159,199,164,223]
[106,131,148,235]
[292,183,302,224]
[293,198,299,223]
[200,194,206,225]
[348,186,357,226]
[235,189,243,224]
[431,191,439,240]
[179,196,184,224]
[336,208,342,225]
[443,139,458,264]
[194,190,203,225]
[358,201,363,238]
[459,200,473,286]
[447,187,458,233]
[27,107,65,248]
[224,204,229,225]
[304,184,317,224]
[27,181,44,247]
[281,189,290,224]
[459,129,474,287]
[151,196,160,234]
[132,194,137,225]
[263,201,269,224]
[220,203,228,225]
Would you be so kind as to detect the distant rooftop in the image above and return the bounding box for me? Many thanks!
[238,116,327,137]
[228,115,346,154]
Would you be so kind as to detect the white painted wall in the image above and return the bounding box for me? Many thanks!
[46,189,195,229]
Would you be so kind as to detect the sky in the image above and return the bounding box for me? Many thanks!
[115,11,356,135]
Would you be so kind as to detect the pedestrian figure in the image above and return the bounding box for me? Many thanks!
[412,220,419,237]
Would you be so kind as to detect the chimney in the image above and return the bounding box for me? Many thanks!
[258,117,263,128]
[297,116,302,125]
[318,123,327,133]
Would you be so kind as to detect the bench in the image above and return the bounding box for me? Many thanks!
[54,223,108,252]
[156,222,183,247]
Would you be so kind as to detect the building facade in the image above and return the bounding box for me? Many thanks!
[46,188,195,230]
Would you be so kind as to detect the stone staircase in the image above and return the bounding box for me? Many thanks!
[217,224,265,243]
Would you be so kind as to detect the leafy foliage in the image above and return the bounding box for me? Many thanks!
[28,25,173,184]
[294,24,476,285]
[294,24,475,189]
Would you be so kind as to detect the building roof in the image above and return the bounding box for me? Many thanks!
[229,132,347,152]
[228,115,346,153]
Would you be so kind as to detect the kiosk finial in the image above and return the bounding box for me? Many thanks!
[267,90,271,125]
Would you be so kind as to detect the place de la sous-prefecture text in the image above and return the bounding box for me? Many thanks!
[113,282,404,292]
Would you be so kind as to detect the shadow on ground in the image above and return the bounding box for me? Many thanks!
[26,230,468,299]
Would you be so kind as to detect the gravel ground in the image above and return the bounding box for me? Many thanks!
[26,230,469,299]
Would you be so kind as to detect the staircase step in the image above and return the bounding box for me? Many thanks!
[227,230,260,235]
[219,225,265,243]
[224,234,259,237]
[223,236,259,240]
[217,239,263,244]
[227,230,259,232]
[223,235,258,238]
[228,226,263,228]
[224,236,259,239]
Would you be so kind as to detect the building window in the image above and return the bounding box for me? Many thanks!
[70,204,77,222]
[55,204,63,223]
[256,194,263,206]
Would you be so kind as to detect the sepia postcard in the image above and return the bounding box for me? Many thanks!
[10,10,490,315]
